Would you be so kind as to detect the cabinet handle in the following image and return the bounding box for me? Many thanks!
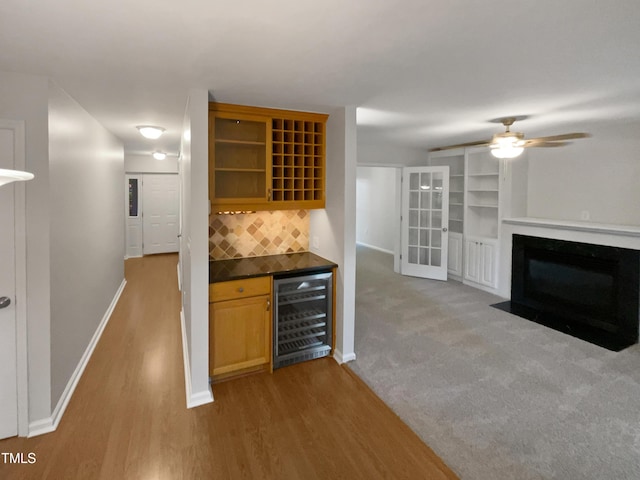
[266,300,271,311]
[238,287,244,293]
[268,188,272,201]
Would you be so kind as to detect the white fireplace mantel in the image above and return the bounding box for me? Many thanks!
[497,217,640,298]
[503,217,640,238]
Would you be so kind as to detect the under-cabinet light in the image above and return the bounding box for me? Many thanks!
[216,211,256,215]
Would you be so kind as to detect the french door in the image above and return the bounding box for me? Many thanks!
[401,166,450,280]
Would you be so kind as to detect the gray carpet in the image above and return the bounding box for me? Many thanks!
[350,245,640,480]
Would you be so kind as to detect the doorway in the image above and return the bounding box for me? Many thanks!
[0,119,28,439]
[125,173,180,258]
[355,165,401,271]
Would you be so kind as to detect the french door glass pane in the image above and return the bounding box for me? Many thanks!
[409,228,418,245]
[420,211,430,228]
[419,248,429,265]
[419,229,429,247]
[410,192,419,208]
[420,172,431,189]
[432,211,442,229]
[408,247,418,264]
[420,192,431,209]
[410,173,419,190]
[409,210,419,227]
[432,229,442,248]
[431,249,442,267]
[433,192,442,209]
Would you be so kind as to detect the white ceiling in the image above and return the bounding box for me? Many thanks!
[1,0,639,157]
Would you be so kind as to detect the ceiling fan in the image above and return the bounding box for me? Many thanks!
[429,117,591,159]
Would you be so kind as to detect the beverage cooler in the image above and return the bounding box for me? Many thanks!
[273,270,333,369]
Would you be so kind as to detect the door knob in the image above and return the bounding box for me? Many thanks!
[442,227,448,232]
[0,297,11,309]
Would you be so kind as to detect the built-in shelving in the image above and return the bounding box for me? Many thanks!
[209,103,328,211]
[271,118,325,203]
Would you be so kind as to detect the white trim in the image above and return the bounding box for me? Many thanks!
[2,119,30,437]
[357,162,405,168]
[177,262,181,291]
[356,241,393,255]
[503,217,640,238]
[333,349,356,364]
[28,279,127,437]
[180,309,214,408]
[27,417,54,437]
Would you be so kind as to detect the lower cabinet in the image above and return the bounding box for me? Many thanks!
[448,232,463,279]
[209,276,272,382]
[463,237,497,289]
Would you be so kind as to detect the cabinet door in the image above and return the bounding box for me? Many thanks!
[464,238,480,284]
[210,295,271,377]
[479,240,497,288]
[448,232,463,278]
[209,111,271,208]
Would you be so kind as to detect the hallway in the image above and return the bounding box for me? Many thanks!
[0,254,456,480]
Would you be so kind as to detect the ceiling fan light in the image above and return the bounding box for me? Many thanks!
[137,125,165,139]
[491,145,524,159]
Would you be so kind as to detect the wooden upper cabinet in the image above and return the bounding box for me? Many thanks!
[209,109,271,207]
[209,102,328,211]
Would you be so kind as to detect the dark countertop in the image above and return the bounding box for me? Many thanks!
[209,252,338,283]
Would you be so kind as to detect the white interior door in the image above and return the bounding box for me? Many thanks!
[401,166,450,280]
[0,124,19,439]
[125,174,143,258]
[143,174,180,255]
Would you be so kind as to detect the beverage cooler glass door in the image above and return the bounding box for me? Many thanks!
[273,271,333,369]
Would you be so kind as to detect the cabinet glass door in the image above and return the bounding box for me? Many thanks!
[401,166,449,281]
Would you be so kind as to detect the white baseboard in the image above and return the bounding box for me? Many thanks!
[180,309,214,408]
[29,278,127,437]
[333,349,357,364]
[356,241,393,255]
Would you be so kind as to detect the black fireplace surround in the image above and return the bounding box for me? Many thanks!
[493,234,640,351]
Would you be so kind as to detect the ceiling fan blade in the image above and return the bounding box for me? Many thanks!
[526,132,591,143]
[429,140,490,152]
[523,141,569,148]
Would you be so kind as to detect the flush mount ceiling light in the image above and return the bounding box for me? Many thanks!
[136,125,165,139]
[0,168,34,187]
[152,151,167,160]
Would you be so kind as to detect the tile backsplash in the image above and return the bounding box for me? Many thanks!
[209,210,310,260]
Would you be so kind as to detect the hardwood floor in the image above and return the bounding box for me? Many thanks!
[0,253,458,480]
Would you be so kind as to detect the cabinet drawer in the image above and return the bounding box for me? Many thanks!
[210,276,271,302]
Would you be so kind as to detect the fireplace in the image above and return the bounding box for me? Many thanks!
[493,234,640,351]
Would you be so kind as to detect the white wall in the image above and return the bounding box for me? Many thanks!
[357,137,426,166]
[310,106,357,363]
[526,120,640,226]
[125,153,178,174]
[179,89,212,407]
[48,82,125,409]
[356,166,397,253]
[0,71,52,426]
